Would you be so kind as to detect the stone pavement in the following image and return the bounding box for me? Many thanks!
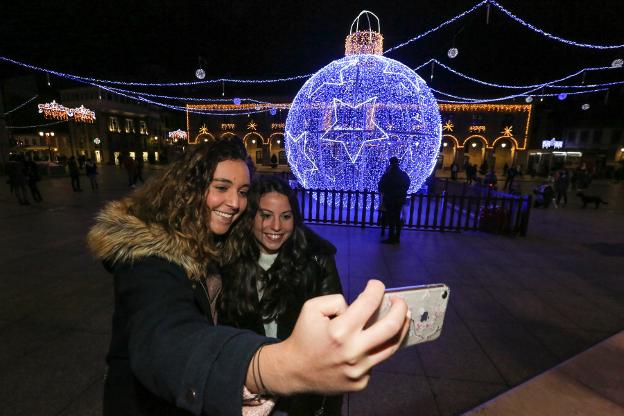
[1,166,623,416]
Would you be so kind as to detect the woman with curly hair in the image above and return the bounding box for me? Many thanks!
[220,175,343,415]
[87,137,411,416]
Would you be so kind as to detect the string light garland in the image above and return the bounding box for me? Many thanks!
[168,129,188,140]
[422,59,621,90]
[285,16,441,205]
[37,100,96,123]
[71,105,96,123]
[1,1,620,90]
[38,100,70,120]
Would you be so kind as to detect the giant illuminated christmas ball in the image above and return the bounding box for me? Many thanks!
[285,17,441,206]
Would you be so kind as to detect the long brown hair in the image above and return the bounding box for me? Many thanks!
[126,136,248,263]
[220,175,310,325]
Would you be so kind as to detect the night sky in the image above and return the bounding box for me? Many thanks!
[1,0,623,100]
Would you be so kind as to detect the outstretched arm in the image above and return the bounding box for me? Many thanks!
[246,280,410,395]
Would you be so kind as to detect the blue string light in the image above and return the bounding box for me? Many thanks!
[433,87,609,104]
[0,55,313,87]
[384,1,489,55]
[285,54,441,205]
[103,85,271,103]
[1,2,620,90]
[488,0,624,50]
[422,59,622,90]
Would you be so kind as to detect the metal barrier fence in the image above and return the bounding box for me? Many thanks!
[294,187,532,236]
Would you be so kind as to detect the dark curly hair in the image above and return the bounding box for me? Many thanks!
[125,136,248,264]
[220,175,310,326]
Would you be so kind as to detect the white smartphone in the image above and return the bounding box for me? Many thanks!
[372,284,450,347]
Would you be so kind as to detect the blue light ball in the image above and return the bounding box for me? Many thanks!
[233,97,242,106]
[557,93,568,101]
[270,108,277,116]
[285,54,441,204]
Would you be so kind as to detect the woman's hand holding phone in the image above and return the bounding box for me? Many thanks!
[249,280,410,396]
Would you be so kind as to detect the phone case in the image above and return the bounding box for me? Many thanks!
[375,284,450,347]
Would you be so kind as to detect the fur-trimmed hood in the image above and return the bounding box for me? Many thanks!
[87,199,205,280]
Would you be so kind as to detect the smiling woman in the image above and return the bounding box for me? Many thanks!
[220,175,345,415]
[86,137,410,416]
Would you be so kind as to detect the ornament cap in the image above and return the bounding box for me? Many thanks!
[345,11,383,55]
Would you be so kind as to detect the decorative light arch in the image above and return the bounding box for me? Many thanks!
[442,134,460,148]
[193,131,215,144]
[491,135,519,149]
[269,132,285,149]
[243,132,265,146]
[219,131,237,139]
[462,134,488,148]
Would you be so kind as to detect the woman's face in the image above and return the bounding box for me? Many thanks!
[205,159,250,235]
[253,191,295,254]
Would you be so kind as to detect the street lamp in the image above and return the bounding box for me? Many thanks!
[39,131,55,162]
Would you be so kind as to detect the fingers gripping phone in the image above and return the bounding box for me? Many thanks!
[372,284,450,347]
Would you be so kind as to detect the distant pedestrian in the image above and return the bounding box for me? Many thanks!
[378,157,410,244]
[6,157,30,205]
[450,162,458,180]
[85,158,99,190]
[504,165,517,191]
[68,156,82,191]
[123,155,136,187]
[25,157,43,202]
[133,156,144,184]
[555,169,570,205]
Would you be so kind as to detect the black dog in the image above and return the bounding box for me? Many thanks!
[577,191,608,208]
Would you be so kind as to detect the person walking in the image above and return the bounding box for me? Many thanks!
[378,157,410,244]
[25,156,43,202]
[67,156,82,191]
[85,158,99,190]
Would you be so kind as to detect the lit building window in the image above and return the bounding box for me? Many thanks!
[139,121,148,135]
[108,117,120,132]
[125,119,136,133]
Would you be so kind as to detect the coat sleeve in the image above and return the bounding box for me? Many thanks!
[116,257,269,415]
[316,254,344,296]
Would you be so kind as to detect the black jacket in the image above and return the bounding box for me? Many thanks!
[378,166,411,201]
[220,227,343,415]
[88,201,269,416]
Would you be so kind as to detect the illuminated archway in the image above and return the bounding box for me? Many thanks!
[194,132,215,144]
[244,132,265,163]
[441,134,459,168]
[492,136,518,171]
[463,135,487,167]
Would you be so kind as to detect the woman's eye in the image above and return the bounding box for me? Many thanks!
[260,213,271,219]
[282,214,293,220]
[239,190,249,197]
[214,185,228,192]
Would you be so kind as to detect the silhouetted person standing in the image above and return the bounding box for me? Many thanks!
[25,157,43,202]
[68,156,82,191]
[6,157,30,205]
[378,157,410,244]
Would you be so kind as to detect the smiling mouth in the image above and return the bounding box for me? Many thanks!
[213,210,235,219]
[265,233,283,241]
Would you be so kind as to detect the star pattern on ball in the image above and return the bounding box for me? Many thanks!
[319,97,389,164]
[308,58,359,99]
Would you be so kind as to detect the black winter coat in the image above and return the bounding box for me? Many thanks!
[88,201,270,416]
[219,228,344,415]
